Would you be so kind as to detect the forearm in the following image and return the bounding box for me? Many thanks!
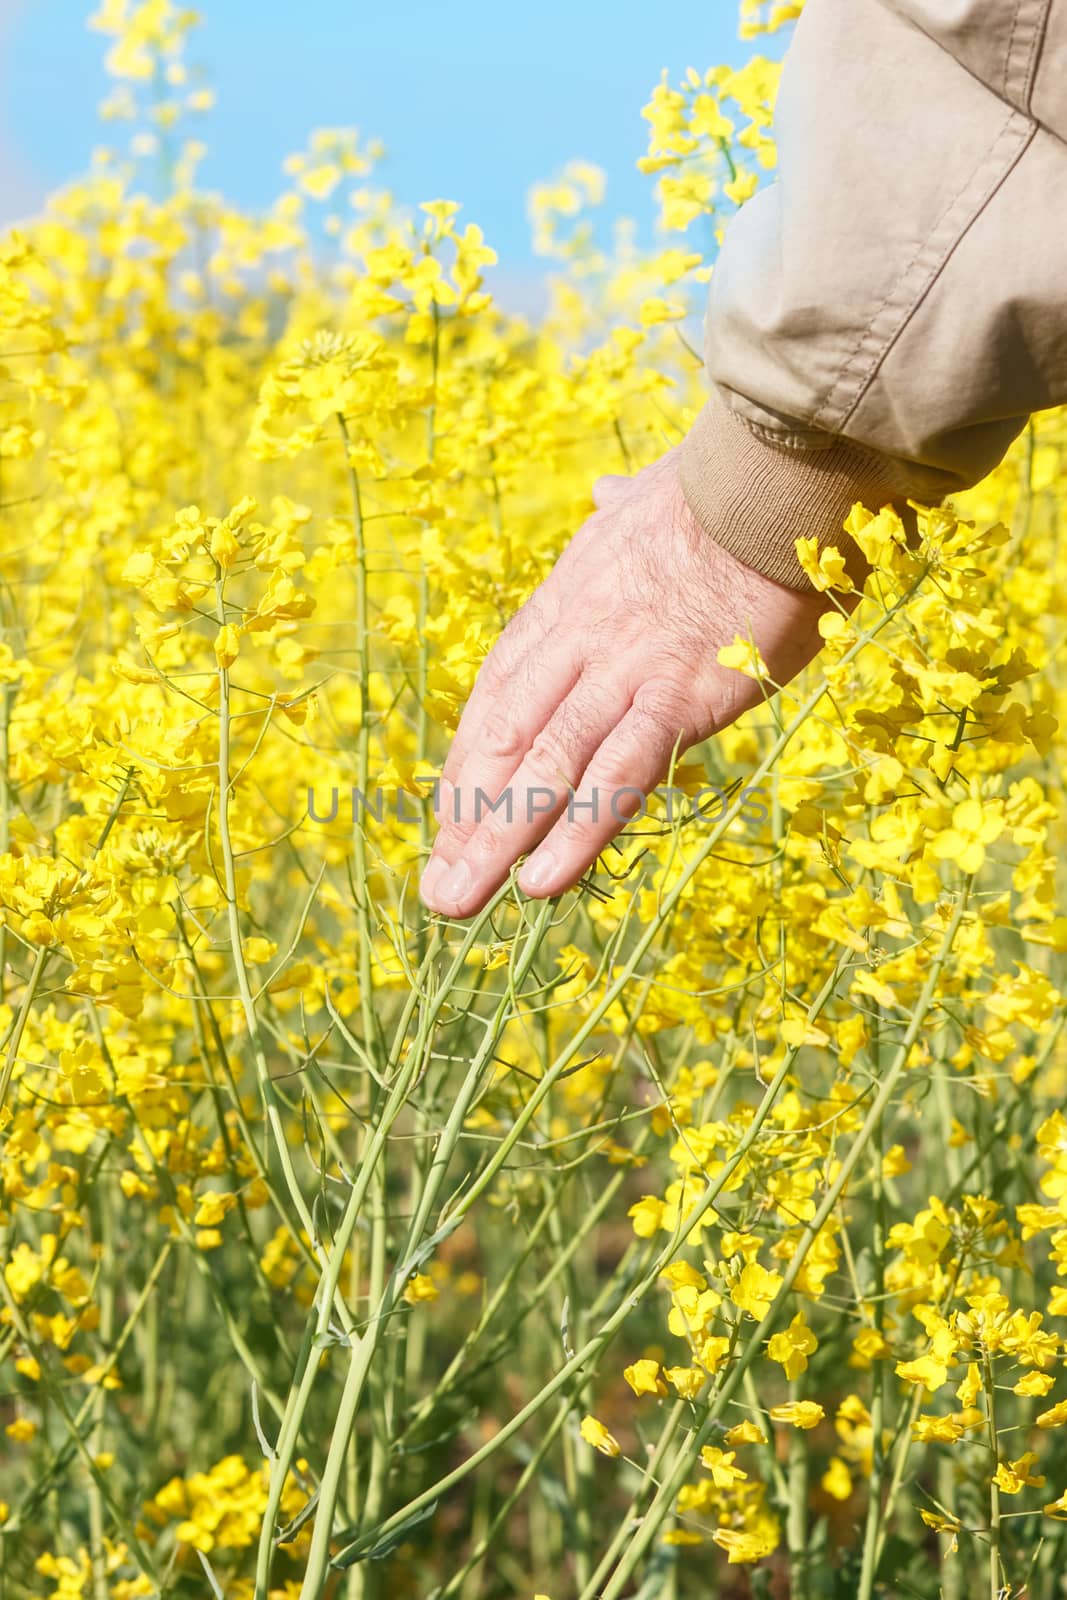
[681,0,1067,590]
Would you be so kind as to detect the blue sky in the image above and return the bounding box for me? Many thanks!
[1,0,749,277]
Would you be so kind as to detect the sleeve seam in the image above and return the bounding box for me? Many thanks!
[874,0,1052,112]
[1009,0,1053,108]
[726,399,958,499]
[811,110,1036,436]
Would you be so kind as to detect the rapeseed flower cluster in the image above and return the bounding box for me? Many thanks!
[2,2,1067,1597]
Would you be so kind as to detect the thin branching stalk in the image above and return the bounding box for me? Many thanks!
[593,889,970,1599]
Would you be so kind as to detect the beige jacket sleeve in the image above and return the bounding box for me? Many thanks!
[678,0,1067,591]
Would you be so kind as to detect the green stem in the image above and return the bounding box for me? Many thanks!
[857,1011,887,1600]
[984,1352,1002,1600]
[0,943,49,1117]
[341,952,850,1573]
[594,890,970,1599]
[298,900,557,1596]
[787,1380,810,1600]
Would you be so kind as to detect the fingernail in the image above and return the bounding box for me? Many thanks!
[436,858,473,909]
[435,778,454,822]
[419,857,447,905]
[519,851,557,895]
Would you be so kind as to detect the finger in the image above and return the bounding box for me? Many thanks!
[516,690,698,899]
[421,677,626,917]
[436,597,555,802]
[419,640,580,907]
[429,637,581,852]
[591,473,632,511]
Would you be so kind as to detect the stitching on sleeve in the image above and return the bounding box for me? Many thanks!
[1005,1,1024,98]
[877,0,1053,119]
[811,111,1035,436]
[1016,0,1055,108]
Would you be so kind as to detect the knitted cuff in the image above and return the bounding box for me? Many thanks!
[677,387,928,593]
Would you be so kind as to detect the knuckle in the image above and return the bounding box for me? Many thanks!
[525,731,573,789]
[501,595,548,650]
[632,679,693,736]
[593,768,647,820]
[458,787,507,833]
[475,645,512,698]
[465,815,509,863]
[479,709,529,764]
[552,815,600,854]
[494,617,524,661]
[435,816,477,851]
[588,744,634,792]
[555,772,638,844]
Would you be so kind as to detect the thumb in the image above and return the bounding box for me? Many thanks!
[591,473,633,511]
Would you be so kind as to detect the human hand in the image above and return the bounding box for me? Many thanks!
[418,447,834,919]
